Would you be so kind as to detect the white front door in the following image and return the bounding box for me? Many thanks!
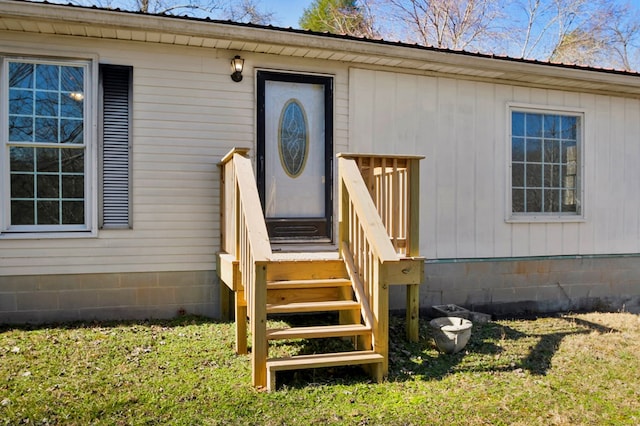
[257,72,333,241]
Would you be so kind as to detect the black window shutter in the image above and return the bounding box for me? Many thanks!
[99,64,132,229]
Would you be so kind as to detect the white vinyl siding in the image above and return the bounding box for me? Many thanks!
[349,68,640,259]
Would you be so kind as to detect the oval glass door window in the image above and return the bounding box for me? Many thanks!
[278,99,309,178]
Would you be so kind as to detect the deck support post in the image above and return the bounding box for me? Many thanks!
[405,158,422,342]
[220,283,232,321]
[235,292,247,355]
[251,262,268,389]
[406,284,419,342]
[374,260,389,376]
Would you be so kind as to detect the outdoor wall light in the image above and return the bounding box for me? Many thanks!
[230,55,244,82]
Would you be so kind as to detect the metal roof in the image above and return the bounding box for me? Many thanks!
[2,0,640,98]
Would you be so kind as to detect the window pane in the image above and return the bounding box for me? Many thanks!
[62,175,84,198]
[543,115,560,138]
[9,89,33,115]
[563,141,577,163]
[512,112,525,136]
[562,116,577,140]
[37,201,59,225]
[61,66,83,92]
[526,164,542,187]
[562,190,577,212]
[61,93,83,118]
[37,175,59,198]
[9,62,34,88]
[544,189,560,212]
[10,174,34,198]
[36,64,59,90]
[512,189,525,212]
[60,119,83,144]
[544,140,559,163]
[9,116,33,142]
[62,201,84,224]
[526,114,542,137]
[526,138,542,162]
[35,117,58,143]
[526,189,542,212]
[512,137,525,161]
[36,91,58,117]
[564,175,576,190]
[544,164,560,187]
[512,163,524,187]
[10,147,34,172]
[11,201,34,225]
[37,148,60,172]
[61,149,83,172]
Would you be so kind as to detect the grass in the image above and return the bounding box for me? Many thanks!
[1,311,639,425]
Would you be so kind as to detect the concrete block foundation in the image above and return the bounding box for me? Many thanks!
[390,255,640,317]
[0,270,219,324]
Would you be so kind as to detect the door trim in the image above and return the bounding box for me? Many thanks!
[256,71,334,242]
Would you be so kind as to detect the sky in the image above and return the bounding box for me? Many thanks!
[262,0,312,28]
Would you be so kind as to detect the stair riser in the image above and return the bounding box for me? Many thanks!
[267,260,347,281]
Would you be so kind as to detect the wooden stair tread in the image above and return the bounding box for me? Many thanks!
[267,278,351,289]
[267,350,384,371]
[267,324,371,340]
[267,300,360,314]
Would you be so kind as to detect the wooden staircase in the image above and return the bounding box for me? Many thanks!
[263,258,384,390]
[217,149,424,391]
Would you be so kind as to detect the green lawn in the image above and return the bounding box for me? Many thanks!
[1,312,639,425]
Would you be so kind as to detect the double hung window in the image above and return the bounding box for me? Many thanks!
[5,59,89,231]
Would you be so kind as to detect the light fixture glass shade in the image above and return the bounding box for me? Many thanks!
[231,55,244,82]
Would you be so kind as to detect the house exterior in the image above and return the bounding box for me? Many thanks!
[1,0,640,324]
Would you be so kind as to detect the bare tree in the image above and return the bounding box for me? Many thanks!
[379,0,503,51]
[601,2,640,71]
[225,0,275,25]
[48,0,273,23]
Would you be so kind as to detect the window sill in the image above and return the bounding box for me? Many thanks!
[506,215,586,224]
[0,230,97,240]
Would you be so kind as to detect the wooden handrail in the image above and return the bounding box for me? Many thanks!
[219,148,271,388]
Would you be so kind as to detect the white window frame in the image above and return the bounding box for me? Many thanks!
[0,55,98,238]
[506,103,586,223]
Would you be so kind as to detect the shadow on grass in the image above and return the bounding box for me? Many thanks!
[265,313,619,390]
